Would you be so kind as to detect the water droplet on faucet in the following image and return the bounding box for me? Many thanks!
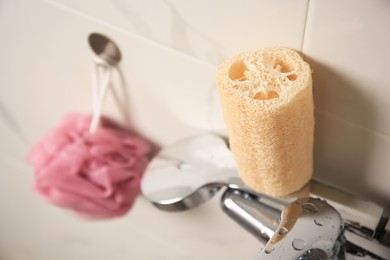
[302,203,318,213]
[264,245,275,254]
[277,227,288,236]
[292,238,306,251]
[314,218,324,226]
[177,162,192,170]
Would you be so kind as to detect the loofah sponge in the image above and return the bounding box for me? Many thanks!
[217,47,314,197]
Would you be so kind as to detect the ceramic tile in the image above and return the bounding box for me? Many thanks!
[50,0,309,65]
[303,0,390,135]
[2,0,390,259]
[0,159,260,260]
[363,132,390,200]
[0,1,261,259]
[210,85,228,135]
[0,103,29,163]
[314,109,390,199]
[0,0,217,149]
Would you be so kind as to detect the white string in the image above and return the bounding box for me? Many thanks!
[89,58,114,133]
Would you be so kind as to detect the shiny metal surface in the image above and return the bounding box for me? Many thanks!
[88,32,121,65]
[284,181,385,242]
[222,189,390,259]
[141,134,242,211]
[141,134,390,259]
[344,230,390,260]
[142,134,386,236]
[254,197,343,259]
[221,188,285,243]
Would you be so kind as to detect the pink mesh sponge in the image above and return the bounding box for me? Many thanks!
[28,113,151,219]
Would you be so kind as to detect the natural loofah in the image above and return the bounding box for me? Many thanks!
[217,47,314,197]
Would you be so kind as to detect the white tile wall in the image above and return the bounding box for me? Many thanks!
[0,0,389,259]
[49,0,309,65]
[303,0,390,135]
[302,0,390,197]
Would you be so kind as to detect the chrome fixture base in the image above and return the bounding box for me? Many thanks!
[142,134,390,259]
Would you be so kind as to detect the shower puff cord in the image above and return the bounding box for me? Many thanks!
[89,57,116,133]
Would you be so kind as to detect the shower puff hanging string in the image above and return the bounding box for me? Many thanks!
[89,56,115,133]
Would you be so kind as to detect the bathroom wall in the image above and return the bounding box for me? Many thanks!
[0,0,389,259]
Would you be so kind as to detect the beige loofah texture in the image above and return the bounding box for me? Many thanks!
[217,47,314,197]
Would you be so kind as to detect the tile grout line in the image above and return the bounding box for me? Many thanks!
[315,107,390,141]
[303,1,390,140]
[300,0,312,54]
[43,0,217,70]
[208,83,217,133]
[44,0,220,138]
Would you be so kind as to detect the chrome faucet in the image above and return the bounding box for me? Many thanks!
[141,134,390,259]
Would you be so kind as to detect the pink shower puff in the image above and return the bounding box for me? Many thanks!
[28,113,152,219]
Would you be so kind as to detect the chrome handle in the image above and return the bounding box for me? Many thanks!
[221,188,283,243]
[254,197,343,259]
[141,134,390,259]
[221,188,390,259]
